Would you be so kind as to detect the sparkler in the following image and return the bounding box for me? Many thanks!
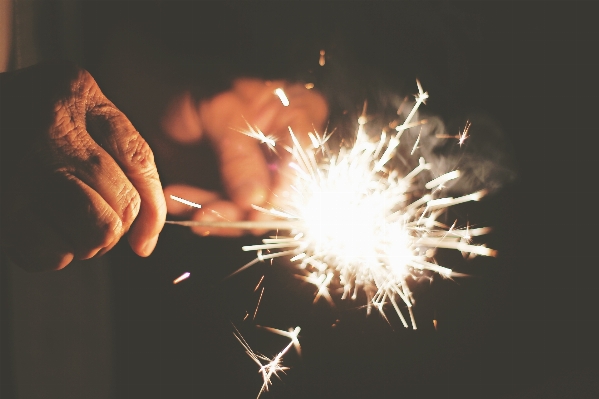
[166,81,497,396]
[169,80,495,330]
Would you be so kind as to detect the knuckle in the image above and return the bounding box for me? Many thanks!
[73,66,98,96]
[94,210,123,249]
[116,183,141,227]
[123,134,155,170]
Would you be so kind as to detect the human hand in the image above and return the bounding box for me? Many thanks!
[162,78,328,236]
[0,61,167,271]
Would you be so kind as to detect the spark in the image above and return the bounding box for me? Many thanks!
[274,88,290,106]
[425,170,461,190]
[319,49,326,66]
[237,120,277,152]
[173,272,190,284]
[458,120,471,147]
[410,130,421,155]
[253,287,265,320]
[258,325,302,356]
[308,127,334,151]
[435,120,472,147]
[296,272,335,305]
[233,325,299,398]
[169,195,202,209]
[254,275,265,292]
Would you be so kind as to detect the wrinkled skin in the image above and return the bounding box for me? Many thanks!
[162,78,329,236]
[0,61,166,271]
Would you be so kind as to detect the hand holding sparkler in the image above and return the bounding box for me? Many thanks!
[162,78,328,236]
[0,61,167,271]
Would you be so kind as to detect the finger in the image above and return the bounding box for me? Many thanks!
[249,87,329,237]
[200,91,271,209]
[37,171,125,260]
[234,79,284,113]
[214,130,271,209]
[161,91,204,144]
[164,184,221,218]
[272,89,329,141]
[87,101,167,257]
[243,81,286,134]
[48,132,140,246]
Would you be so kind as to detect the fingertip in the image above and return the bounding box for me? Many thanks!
[53,252,75,271]
[141,234,160,257]
[128,217,163,257]
[127,197,166,257]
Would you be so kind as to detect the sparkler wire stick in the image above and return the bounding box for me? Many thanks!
[165,220,300,230]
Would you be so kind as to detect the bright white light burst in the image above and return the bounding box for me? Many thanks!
[240,81,496,329]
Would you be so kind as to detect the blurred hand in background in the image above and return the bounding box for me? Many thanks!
[162,78,328,236]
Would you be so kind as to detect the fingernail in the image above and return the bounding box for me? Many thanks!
[141,234,159,257]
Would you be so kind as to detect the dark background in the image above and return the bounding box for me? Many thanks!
[7,1,599,398]
[96,2,597,398]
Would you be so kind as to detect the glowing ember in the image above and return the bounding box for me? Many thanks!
[173,272,190,284]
